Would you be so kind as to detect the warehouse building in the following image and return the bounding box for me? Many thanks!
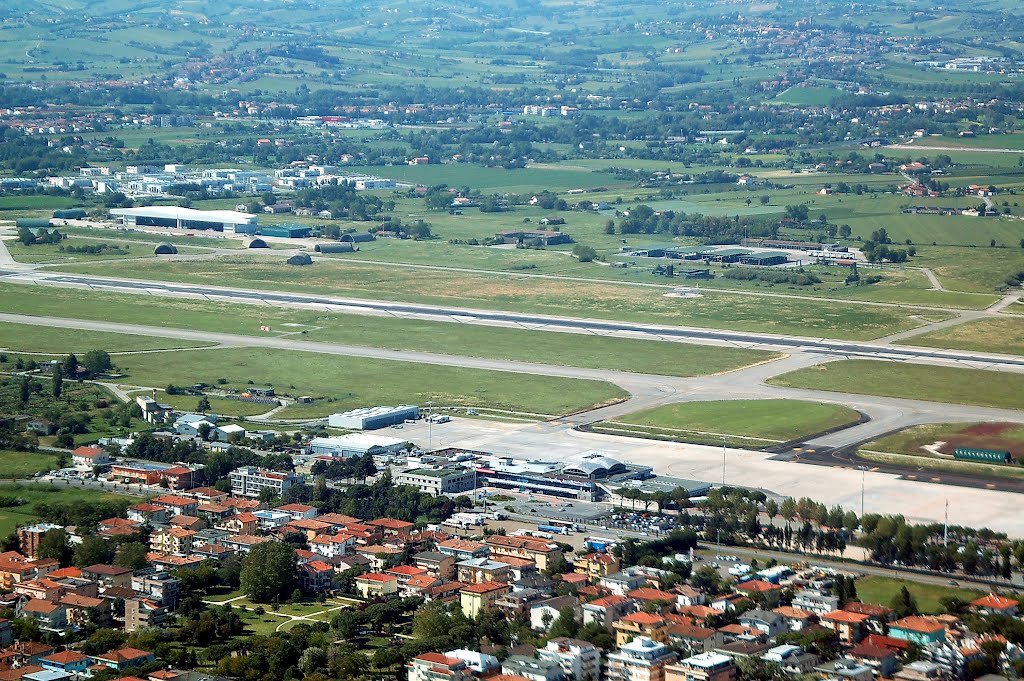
[314,242,355,253]
[309,433,411,459]
[328,405,420,430]
[706,248,751,263]
[738,251,790,266]
[394,466,477,496]
[109,206,257,232]
[260,224,311,238]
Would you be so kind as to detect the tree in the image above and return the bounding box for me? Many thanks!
[196,395,211,413]
[114,542,150,570]
[64,354,79,377]
[548,606,580,638]
[891,585,918,618]
[81,350,112,376]
[74,535,113,567]
[52,364,63,399]
[37,528,73,566]
[19,377,30,407]
[240,541,297,603]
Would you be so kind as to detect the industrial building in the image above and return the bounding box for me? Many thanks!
[471,452,651,501]
[738,251,790,266]
[328,405,420,430]
[260,224,310,239]
[109,207,257,233]
[309,433,411,458]
[394,466,477,496]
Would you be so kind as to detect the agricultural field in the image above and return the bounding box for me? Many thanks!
[593,399,861,449]
[0,451,60,480]
[109,347,630,419]
[768,359,1024,411]
[57,257,949,340]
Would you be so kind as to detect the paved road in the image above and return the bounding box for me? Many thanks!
[4,269,1024,371]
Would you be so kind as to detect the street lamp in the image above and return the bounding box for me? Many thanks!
[426,400,434,451]
[722,437,727,486]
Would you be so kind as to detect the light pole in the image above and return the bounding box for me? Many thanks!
[426,400,433,451]
[722,438,727,486]
[857,465,867,520]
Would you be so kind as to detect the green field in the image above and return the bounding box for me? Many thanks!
[57,257,948,340]
[595,399,860,448]
[110,347,629,418]
[855,576,985,615]
[0,322,216,354]
[0,451,60,480]
[900,317,1024,355]
[0,283,777,378]
[0,483,130,537]
[768,359,1024,410]
[156,393,278,418]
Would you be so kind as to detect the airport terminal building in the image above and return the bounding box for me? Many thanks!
[109,206,257,233]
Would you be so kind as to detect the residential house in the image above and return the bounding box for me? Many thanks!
[502,656,563,681]
[150,496,198,517]
[486,536,562,572]
[847,642,898,678]
[276,504,318,521]
[89,648,155,671]
[606,636,677,681]
[461,582,510,619]
[772,606,814,632]
[355,573,399,600]
[674,586,706,608]
[889,617,947,646]
[385,565,428,586]
[366,518,415,537]
[813,659,874,681]
[149,528,195,556]
[59,594,109,628]
[733,581,781,608]
[39,652,90,676]
[760,645,819,675]
[17,525,64,560]
[822,610,869,645]
[575,553,620,579]
[738,611,784,639]
[310,533,356,559]
[445,650,501,677]
[407,654,471,681]
[438,539,489,562]
[583,595,634,629]
[124,598,166,633]
[601,572,647,597]
[971,594,1018,617]
[298,561,334,593]
[458,558,513,585]
[72,446,111,469]
[530,596,581,633]
[792,590,839,616]
[19,601,65,630]
[614,612,671,646]
[538,639,600,681]
[841,603,895,635]
[665,653,737,681]
[127,504,167,525]
[668,625,724,656]
[414,552,456,580]
[221,513,259,536]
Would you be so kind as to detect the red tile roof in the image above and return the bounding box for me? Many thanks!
[971,594,1018,610]
[891,616,945,634]
[823,610,870,624]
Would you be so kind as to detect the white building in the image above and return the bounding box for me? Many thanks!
[327,405,419,430]
[109,206,257,233]
[607,637,678,681]
[229,466,300,498]
[395,466,477,496]
[309,433,410,458]
[539,638,601,681]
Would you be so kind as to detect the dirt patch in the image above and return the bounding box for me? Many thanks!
[937,422,1024,460]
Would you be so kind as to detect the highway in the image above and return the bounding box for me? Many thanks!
[4,268,1024,372]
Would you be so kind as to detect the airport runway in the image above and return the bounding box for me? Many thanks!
[3,268,1024,372]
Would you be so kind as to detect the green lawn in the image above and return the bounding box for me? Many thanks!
[0,451,59,480]
[58,257,947,341]
[157,394,276,418]
[0,283,776,378]
[855,576,985,615]
[599,399,860,448]
[0,483,130,537]
[768,359,1024,411]
[111,347,629,418]
[0,321,216,354]
[900,317,1024,356]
